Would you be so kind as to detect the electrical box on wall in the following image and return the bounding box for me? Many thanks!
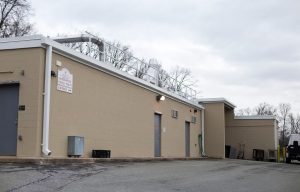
[67,136,84,157]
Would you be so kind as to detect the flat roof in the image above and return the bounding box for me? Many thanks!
[198,97,236,109]
[234,115,276,120]
[0,35,204,110]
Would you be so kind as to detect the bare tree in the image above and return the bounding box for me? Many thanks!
[105,41,133,70]
[157,68,169,88]
[255,102,277,116]
[133,59,152,79]
[289,113,300,134]
[168,66,196,92]
[63,39,134,71]
[144,59,169,88]
[278,103,291,146]
[0,0,34,37]
[295,115,300,134]
[235,107,253,116]
[61,33,199,99]
[66,41,100,59]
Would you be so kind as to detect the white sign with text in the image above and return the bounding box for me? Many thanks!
[57,68,73,94]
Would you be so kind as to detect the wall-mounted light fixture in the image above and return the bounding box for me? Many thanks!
[156,95,165,102]
[51,70,57,77]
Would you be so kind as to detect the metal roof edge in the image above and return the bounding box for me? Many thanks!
[198,97,236,108]
[0,35,44,50]
[0,35,204,110]
[0,34,44,43]
[234,115,276,120]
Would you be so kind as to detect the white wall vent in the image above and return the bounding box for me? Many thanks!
[171,110,179,119]
[191,116,197,124]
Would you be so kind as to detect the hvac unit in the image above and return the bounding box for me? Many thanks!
[67,136,84,157]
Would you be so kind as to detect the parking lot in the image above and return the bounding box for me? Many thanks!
[0,159,300,192]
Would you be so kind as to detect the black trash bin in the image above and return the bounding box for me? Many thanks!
[225,145,231,158]
[253,149,264,161]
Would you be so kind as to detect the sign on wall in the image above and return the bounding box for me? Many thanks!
[57,68,73,93]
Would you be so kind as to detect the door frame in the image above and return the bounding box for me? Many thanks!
[154,113,162,157]
[185,121,190,157]
[0,83,20,156]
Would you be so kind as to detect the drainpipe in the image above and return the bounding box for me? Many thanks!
[42,45,52,156]
[201,109,206,156]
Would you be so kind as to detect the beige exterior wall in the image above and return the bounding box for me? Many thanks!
[202,103,225,158]
[0,48,45,157]
[0,46,278,160]
[225,109,277,160]
[47,52,201,158]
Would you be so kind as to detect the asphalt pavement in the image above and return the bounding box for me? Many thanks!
[0,159,299,192]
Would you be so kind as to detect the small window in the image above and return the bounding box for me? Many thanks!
[171,110,178,119]
[191,116,196,124]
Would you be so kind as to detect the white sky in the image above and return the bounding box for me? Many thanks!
[29,0,300,113]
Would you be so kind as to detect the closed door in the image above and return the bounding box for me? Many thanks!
[154,113,161,157]
[185,121,190,157]
[0,84,19,155]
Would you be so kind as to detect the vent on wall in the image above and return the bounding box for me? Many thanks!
[171,110,179,119]
[191,116,197,124]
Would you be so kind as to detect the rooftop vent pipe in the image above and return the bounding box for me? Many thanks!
[54,34,105,61]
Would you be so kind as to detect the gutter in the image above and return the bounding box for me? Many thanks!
[42,45,52,156]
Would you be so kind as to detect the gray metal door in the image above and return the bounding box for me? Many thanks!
[185,121,190,157]
[154,113,161,157]
[0,84,19,155]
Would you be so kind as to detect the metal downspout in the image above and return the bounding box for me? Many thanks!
[42,45,52,156]
[201,109,206,156]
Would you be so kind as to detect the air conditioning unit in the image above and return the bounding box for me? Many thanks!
[67,136,84,157]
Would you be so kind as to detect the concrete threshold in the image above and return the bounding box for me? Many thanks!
[0,157,207,165]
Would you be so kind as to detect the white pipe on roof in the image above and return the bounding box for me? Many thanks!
[42,45,52,156]
[53,34,105,61]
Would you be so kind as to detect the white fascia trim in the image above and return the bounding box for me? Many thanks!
[198,97,236,108]
[234,115,276,120]
[0,35,44,50]
[0,34,44,43]
[0,35,204,110]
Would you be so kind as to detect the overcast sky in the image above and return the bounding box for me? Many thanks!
[30,0,300,113]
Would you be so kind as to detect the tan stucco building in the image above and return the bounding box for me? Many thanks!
[199,98,278,160]
[0,35,204,158]
[0,35,278,160]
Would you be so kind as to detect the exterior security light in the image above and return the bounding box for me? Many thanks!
[51,70,57,77]
[156,95,165,101]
